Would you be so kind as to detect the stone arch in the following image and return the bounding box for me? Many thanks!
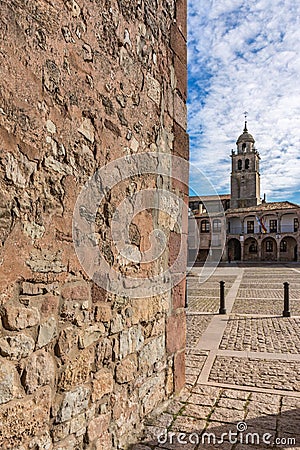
[261,237,277,261]
[244,237,258,261]
[228,238,241,261]
[279,236,297,261]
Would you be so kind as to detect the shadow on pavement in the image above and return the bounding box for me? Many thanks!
[129,407,300,449]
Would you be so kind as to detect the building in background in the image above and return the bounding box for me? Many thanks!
[189,122,300,263]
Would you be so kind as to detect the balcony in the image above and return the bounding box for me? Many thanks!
[228,225,297,235]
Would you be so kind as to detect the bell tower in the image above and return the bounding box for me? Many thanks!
[230,117,261,209]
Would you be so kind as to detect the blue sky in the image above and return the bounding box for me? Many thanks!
[188,0,300,204]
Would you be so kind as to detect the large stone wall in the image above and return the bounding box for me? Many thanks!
[0,0,188,449]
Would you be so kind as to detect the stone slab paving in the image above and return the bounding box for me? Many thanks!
[131,265,300,450]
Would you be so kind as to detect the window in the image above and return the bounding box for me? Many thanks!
[249,241,257,253]
[269,219,277,233]
[242,143,246,152]
[266,240,273,252]
[201,220,210,233]
[238,160,242,170]
[213,219,222,232]
[280,240,287,252]
[247,221,254,234]
[294,218,299,232]
[245,159,250,169]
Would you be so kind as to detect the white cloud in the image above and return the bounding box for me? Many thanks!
[188,0,300,203]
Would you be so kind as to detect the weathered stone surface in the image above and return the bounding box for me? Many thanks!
[94,302,112,322]
[22,350,56,394]
[0,386,51,447]
[116,354,138,383]
[92,368,114,402]
[87,413,110,443]
[139,336,165,372]
[2,305,40,331]
[119,326,144,359]
[0,0,188,446]
[0,359,23,404]
[56,386,90,423]
[26,250,67,273]
[78,118,95,143]
[37,316,58,348]
[0,334,35,360]
[78,324,105,349]
[59,347,94,390]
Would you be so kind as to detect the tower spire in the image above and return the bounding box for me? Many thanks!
[243,111,248,132]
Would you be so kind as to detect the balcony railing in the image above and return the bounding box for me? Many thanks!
[228,225,297,235]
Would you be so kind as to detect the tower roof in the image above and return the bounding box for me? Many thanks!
[236,121,255,144]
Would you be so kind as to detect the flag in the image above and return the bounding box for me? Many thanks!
[256,215,267,233]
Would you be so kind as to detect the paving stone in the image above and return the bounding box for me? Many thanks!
[182,403,212,420]
[209,407,246,423]
[170,415,206,433]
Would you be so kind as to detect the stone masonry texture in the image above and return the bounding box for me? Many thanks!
[0,1,188,448]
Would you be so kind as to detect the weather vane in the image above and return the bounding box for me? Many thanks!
[244,111,248,120]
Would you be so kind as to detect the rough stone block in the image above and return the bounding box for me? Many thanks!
[94,302,112,322]
[56,386,90,423]
[87,413,110,443]
[59,348,94,390]
[116,354,138,383]
[78,118,95,143]
[2,305,40,331]
[146,74,161,106]
[22,282,44,295]
[0,359,23,404]
[78,324,105,349]
[0,334,35,360]
[22,350,56,394]
[61,283,91,301]
[92,368,114,402]
[0,386,51,447]
[119,326,144,359]
[37,316,58,348]
[166,311,186,354]
[41,294,60,317]
[139,372,165,416]
[139,336,165,372]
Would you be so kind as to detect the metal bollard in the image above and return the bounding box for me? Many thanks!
[219,281,226,314]
[283,282,291,317]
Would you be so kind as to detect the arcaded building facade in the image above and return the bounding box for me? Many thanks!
[189,122,300,263]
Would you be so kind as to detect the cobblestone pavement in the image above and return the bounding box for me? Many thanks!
[186,315,213,348]
[220,316,300,353]
[131,265,300,449]
[209,356,300,391]
[232,298,300,315]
